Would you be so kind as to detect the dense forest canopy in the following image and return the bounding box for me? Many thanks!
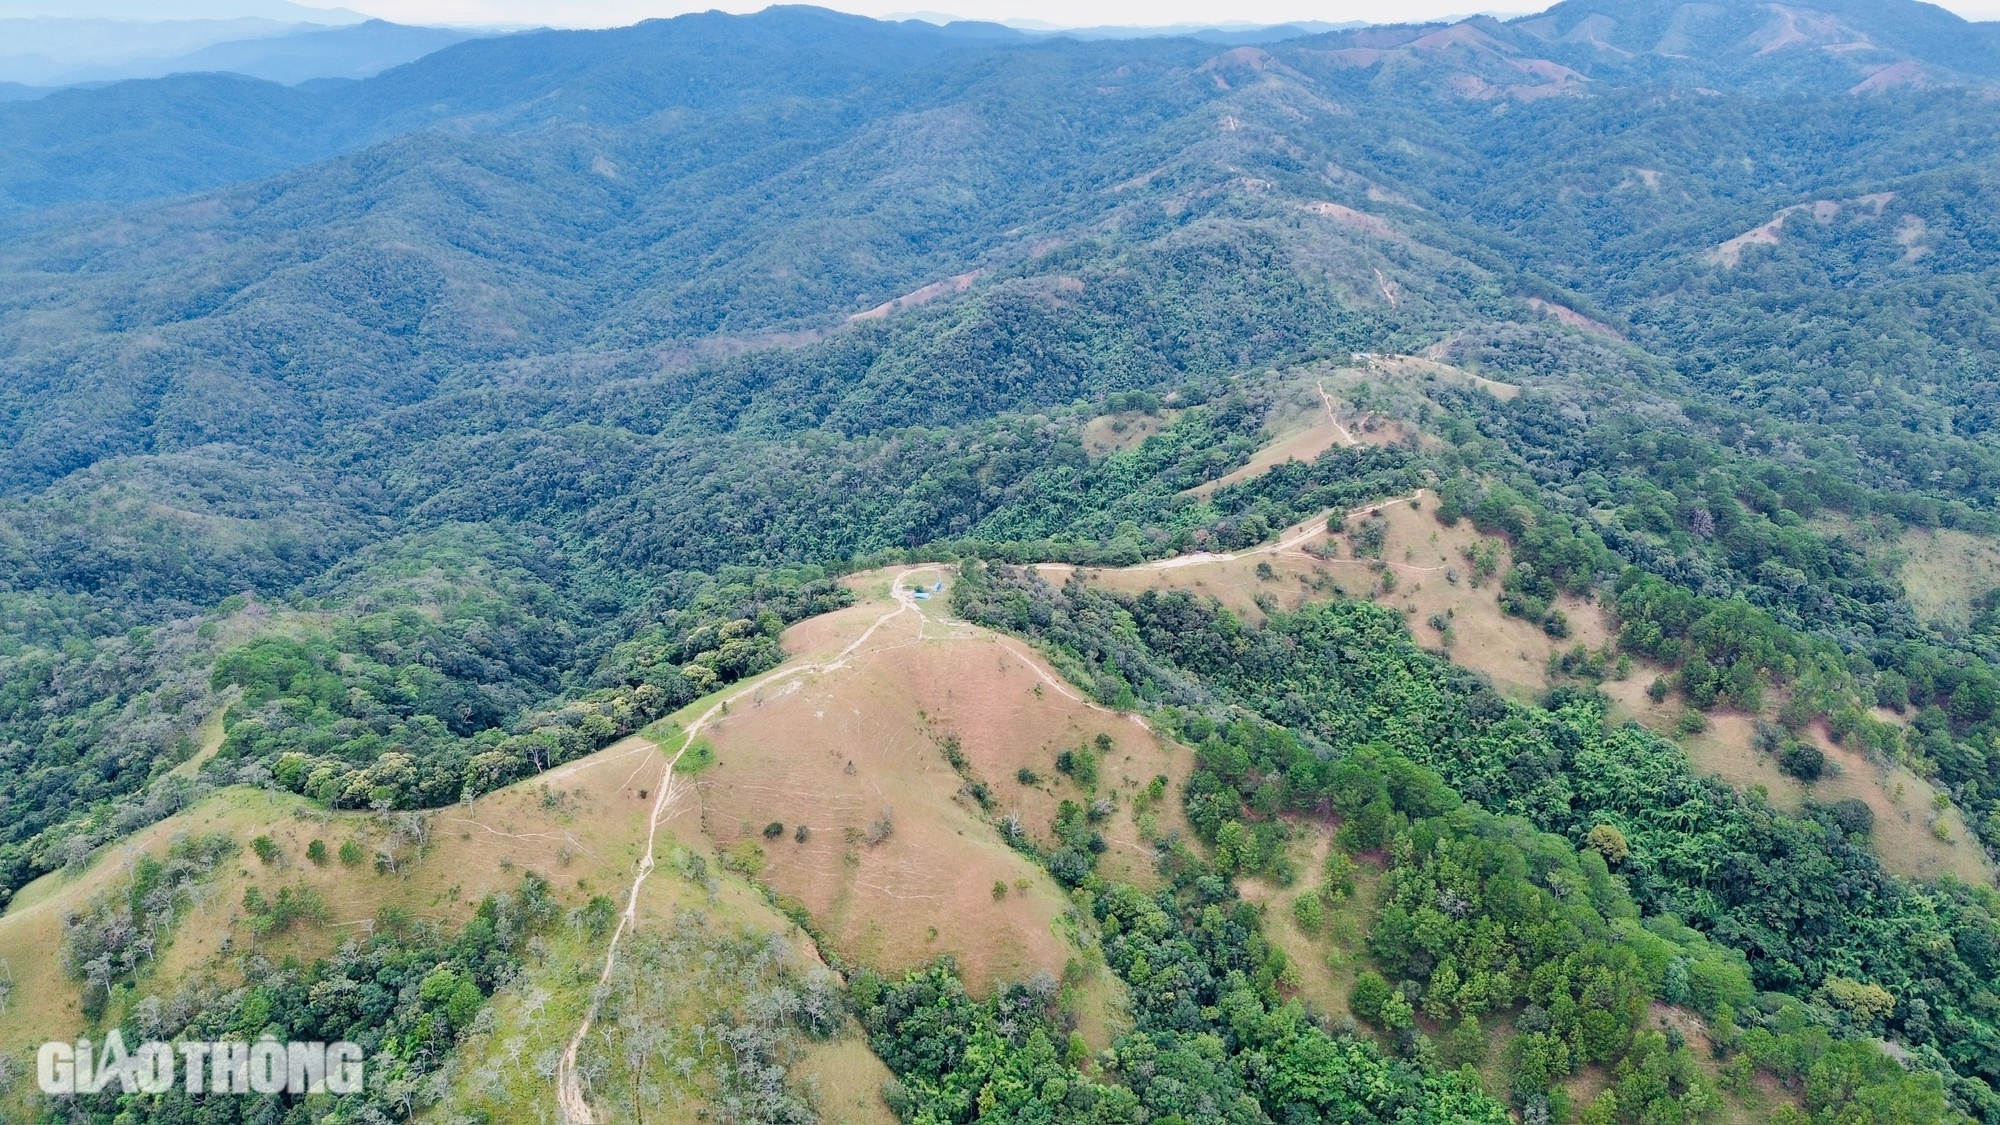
[12,0,2000,1121]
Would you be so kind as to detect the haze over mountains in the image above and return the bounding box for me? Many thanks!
[12,2,2000,1123]
[0,0,488,88]
[0,18,482,87]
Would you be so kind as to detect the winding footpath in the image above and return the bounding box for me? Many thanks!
[1133,382,1422,572]
[553,388,1412,1120]
[555,572,932,1124]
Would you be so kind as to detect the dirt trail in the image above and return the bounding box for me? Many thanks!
[1134,491,1425,572]
[169,693,237,779]
[1317,378,1361,447]
[556,572,934,1125]
[1138,381,1393,571]
[554,568,1159,1120]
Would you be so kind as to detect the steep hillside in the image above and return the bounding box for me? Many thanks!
[0,569,1193,1121]
[0,571,1112,1119]
[1505,0,2000,89]
[0,11,1043,219]
[1301,0,2000,95]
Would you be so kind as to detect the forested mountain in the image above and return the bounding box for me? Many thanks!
[10,1,2000,1122]
[1341,0,2000,92]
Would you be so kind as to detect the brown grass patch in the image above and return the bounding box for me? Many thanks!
[1174,365,1431,501]
[434,806,890,1125]
[848,270,981,322]
[1071,491,1606,699]
[1359,353,1520,401]
[1084,410,1177,458]
[1184,371,1363,499]
[1602,668,1993,886]
[1185,420,1352,499]
[1810,729,1992,885]
[0,727,900,1122]
[4,563,1170,1082]
[697,583,1189,992]
[0,721,711,1052]
[1237,831,1381,1025]
[1894,527,2000,627]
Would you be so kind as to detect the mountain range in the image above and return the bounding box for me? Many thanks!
[0,17,484,87]
[8,2,2000,1124]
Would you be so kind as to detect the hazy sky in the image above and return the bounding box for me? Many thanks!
[11,0,1996,29]
[323,0,2000,29]
[334,0,1523,26]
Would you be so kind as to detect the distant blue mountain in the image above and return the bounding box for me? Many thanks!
[0,18,484,87]
[4,0,1999,224]
[0,7,1022,220]
[1014,19,1368,43]
[45,20,485,85]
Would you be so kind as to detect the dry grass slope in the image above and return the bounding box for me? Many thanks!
[1066,489,1604,699]
[1600,672,1994,886]
[1,565,1186,1122]
[1895,527,2000,627]
[1083,409,1177,458]
[698,568,1190,993]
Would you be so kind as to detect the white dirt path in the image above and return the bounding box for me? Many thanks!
[555,571,935,1124]
[1131,378,1427,572]
[1130,492,1423,572]
[554,376,1446,1116]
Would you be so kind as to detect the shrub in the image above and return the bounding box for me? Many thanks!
[244,883,329,937]
[1830,798,1874,835]
[864,808,894,846]
[1351,970,1393,1027]
[81,981,108,1022]
[1821,977,1896,1025]
[1321,848,1357,900]
[678,738,717,773]
[1055,746,1098,787]
[250,835,281,865]
[1585,824,1630,864]
[338,839,364,866]
[1047,847,1092,887]
[1779,743,1826,781]
[306,839,328,865]
[1292,893,1324,934]
[722,840,766,875]
[763,821,785,839]
[571,894,618,939]
[1447,1016,1487,1067]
